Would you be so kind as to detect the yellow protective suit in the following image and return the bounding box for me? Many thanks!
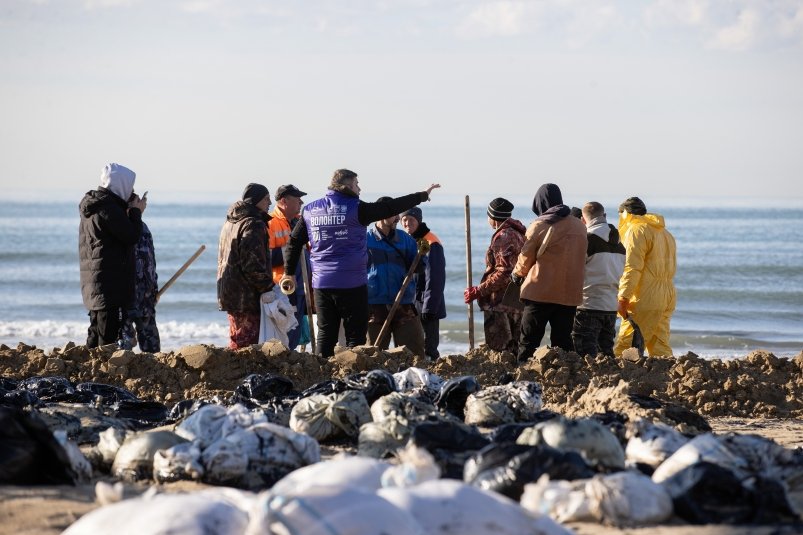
[614,212,677,357]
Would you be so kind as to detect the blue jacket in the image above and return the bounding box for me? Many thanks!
[367,226,418,305]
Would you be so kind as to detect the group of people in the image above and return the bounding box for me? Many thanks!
[219,169,443,358]
[466,183,677,361]
[78,164,675,362]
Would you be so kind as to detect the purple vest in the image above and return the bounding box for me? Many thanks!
[303,190,366,289]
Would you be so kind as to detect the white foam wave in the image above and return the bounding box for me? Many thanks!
[0,320,229,352]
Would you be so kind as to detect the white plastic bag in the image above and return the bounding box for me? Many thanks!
[250,485,424,535]
[258,286,298,346]
[63,488,254,535]
[378,479,572,535]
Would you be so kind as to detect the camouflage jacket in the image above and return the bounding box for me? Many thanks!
[131,221,158,316]
[478,217,526,313]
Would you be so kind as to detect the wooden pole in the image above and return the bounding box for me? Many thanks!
[465,195,475,350]
[375,240,430,350]
[298,248,316,354]
[156,245,205,300]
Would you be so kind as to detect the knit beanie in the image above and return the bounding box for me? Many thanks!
[487,198,514,221]
[401,207,423,223]
[619,197,647,216]
[242,183,269,205]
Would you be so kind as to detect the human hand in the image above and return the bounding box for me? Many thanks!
[261,291,277,304]
[511,272,524,286]
[425,184,441,199]
[279,275,296,295]
[617,297,629,319]
[128,194,146,212]
[464,286,480,304]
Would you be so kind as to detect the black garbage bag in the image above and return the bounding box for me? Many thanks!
[628,318,645,356]
[301,379,350,398]
[410,421,490,479]
[18,376,75,401]
[235,373,296,402]
[0,378,19,391]
[411,421,489,452]
[345,370,396,405]
[489,410,561,443]
[76,382,139,404]
[663,462,800,525]
[114,400,169,427]
[1,388,40,408]
[0,407,76,485]
[434,376,480,419]
[465,442,595,500]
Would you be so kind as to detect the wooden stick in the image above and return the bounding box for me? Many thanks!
[299,248,316,354]
[156,245,205,300]
[375,240,430,350]
[465,195,475,350]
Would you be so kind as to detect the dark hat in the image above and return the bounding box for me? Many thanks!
[376,196,394,203]
[275,184,308,201]
[487,197,514,221]
[401,207,423,223]
[532,183,563,216]
[619,197,647,216]
[242,183,269,204]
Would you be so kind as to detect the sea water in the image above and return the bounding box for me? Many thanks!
[1,200,801,358]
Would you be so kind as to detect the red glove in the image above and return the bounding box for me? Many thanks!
[464,286,481,303]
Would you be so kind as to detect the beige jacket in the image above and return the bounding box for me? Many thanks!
[514,215,587,306]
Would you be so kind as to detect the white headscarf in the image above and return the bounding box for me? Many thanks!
[100,163,136,201]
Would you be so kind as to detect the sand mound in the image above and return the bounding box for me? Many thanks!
[2,342,802,419]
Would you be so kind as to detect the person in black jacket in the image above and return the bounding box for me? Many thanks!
[78,163,145,348]
[217,183,276,349]
[401,206,446,359]
[281,169,439,357]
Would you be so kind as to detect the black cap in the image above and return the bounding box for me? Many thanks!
[401,207,423,223]
[487,197,514,221]
[242,183,269,204]
[275,184,308,201]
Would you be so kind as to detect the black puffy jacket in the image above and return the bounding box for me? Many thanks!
[78,188,142,310]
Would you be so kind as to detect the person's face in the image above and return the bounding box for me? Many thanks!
[256,194,272,213]
[487,216,498,229]
[279,195,303,219]
[401,215,419,234]
[348,177,361,195]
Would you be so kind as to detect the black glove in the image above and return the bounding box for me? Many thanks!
[421,312,436,322]
[511,272,524,286]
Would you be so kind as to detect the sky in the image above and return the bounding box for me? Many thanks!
[1,0,802,205]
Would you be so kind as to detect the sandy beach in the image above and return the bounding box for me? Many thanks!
[2,341,803,534]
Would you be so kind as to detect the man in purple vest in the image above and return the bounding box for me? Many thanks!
[282,169,440,357]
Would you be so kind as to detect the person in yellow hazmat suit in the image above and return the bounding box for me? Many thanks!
[614,197,677,357]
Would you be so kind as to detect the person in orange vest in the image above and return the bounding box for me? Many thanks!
[268,184,308,348]
[401,207,446,359]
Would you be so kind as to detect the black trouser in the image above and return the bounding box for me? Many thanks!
[421,316,440,359]
[517,300,576,362]
[87,308,124,348]
[571,308,617,357]
[314,285,369,357]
